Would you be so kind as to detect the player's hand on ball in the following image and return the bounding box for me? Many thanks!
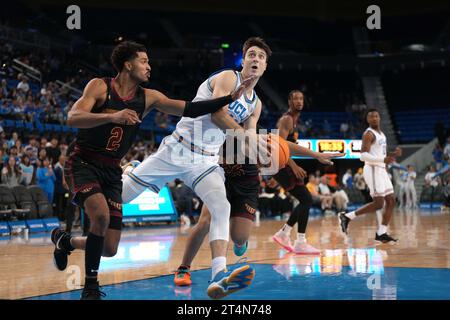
[231,75,257,100]
[111,108,141,125]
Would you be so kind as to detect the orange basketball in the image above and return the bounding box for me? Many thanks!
[268,134,290,169]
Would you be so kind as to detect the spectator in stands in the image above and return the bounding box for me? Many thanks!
[0,79,8,98]
[53,155,68,221]
[7,131,18,149]
[342,169,353,188]
[26,136,39,156]
[36,157,55,203]
[318,176,348,212]
[442,174,450,213]
[322,119,331,137]
[0,149,4,172]
[340,121,349,138]
[15,139,24,158]
[306,174,333,212]
[425,166,441,188]
[46,137,61,165]
[9,146,20,163]
[154,111,169,130]
[37,148,47,166]
[19,154,34,186]
[173,178,196,225]
[40,137,48,150]
[17,76,30,94]
[397,170,408,208]
[1,156,22,187]
[405,165,418,209]
[443,137,450,161]
[424,166,441,204]
[432,143,444,171]
[354,167,371,203]
[334,184,349,212]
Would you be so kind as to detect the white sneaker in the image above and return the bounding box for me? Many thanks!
[272,231,293,252]
[291,240,321,255]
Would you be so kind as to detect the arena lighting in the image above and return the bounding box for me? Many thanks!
[407,44,426,51]
[221,43,230,49]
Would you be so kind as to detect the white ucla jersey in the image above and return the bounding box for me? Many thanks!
[364,127,387,168]
[174,69,259,155]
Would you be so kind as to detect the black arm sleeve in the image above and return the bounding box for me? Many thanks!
[182,94,234,118]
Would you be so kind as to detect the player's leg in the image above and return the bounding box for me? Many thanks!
[230,217,252,255]
[51,191,111,299]
[375,193,398,243]
[287,185,320,254]
[338,165,385,234]
[271,169,297,251]
[411,185,417,208]
[193,169,254,299]
[174,205,211,286]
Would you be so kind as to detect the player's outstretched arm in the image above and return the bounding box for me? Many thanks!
[286,141,345,165]
[67,78,140,128]
[145,75,256,118]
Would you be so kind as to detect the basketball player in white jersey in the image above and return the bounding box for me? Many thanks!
[122,37,271,299]
[338,109,402,243]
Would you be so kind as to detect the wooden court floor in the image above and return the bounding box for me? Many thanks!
[1,208,449,299]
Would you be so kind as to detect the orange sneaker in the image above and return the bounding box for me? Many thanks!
[174,268,192,286]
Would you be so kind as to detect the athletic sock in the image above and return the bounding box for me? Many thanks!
[281,224,292,235]
[178,264,190,271]
[211,256,226,280]
[345,211,356,220]
[296,233,306,244]
[377,224,388,236]
[85,233,104,279]
[59,234,75,251]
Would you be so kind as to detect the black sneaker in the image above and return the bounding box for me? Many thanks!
[80,281,106,300]
[375,233,398,244]
[338,212,350,234]
[51,228,72,271]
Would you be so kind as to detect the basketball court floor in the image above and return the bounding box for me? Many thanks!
[1,208,449,300]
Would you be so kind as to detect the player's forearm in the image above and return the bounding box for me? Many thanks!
[360,152,384,163]
[288,143,321,159]
[287,157,297,169]
[183,95,234,118]
[67,110,112,128]
[211,110,243,131]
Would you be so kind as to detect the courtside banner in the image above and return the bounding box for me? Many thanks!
[25,219,46,233]
[42,217,61,232]
[8,220,27,233]
[0,222,10,236]
[292,139,362,159]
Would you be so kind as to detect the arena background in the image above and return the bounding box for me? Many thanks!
[0,0,449,305]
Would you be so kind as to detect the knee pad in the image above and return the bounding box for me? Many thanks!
[122,175,146,204]
[194,172,230,242]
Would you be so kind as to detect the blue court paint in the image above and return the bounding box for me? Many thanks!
[29,264,450,300]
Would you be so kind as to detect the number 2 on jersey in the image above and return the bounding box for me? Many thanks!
[106,127,123,151]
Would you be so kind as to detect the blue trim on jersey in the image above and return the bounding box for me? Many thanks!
[128,172,160,194]
[207,68,235,93]
[192,165,219,190]
[244,90,256,104]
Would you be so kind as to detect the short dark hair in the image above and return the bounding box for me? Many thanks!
[365,108,380,124]
[110,41,147,72]
[288,89,304,101]
[242,37,272,61]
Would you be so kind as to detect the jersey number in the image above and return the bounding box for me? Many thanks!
[106,127,123,151]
